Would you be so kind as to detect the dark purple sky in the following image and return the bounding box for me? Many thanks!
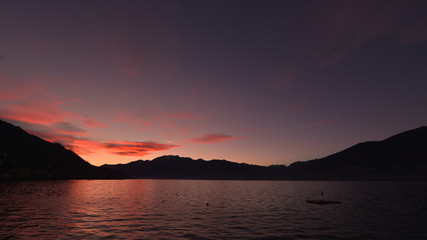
[1,0,426,166]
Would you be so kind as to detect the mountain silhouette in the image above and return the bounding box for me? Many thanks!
[1,119,426,180]
[103,126,427,180]
[102,155,287,180]
[287,126,427,180]
[0,119,127,180]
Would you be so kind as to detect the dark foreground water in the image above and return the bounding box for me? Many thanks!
[0,180,426,239]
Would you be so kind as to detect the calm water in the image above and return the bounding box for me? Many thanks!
[0,180,426,239]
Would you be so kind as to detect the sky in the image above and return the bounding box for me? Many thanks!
[1,0,426,166]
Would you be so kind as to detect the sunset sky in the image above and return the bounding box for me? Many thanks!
[1,0,426,166]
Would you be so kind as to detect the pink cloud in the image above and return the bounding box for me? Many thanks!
[163,112,198,120]
[0,99,68,125]
[13,121,179,157]
[115,53,142,78]
[52,122,88,136]
[6,121,96,155]
[81,118,108,128]
[0,87,27,101]
[102,141,180,156]
[34,130,95,154]
[189,134,243,144]
[0,76,177,158]
[0,79,112,155]
[249,128,259,133]
[0,79,107,128]
[0,79,74,125]
[307,118,341,128]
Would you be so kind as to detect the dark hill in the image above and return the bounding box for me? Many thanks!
[288,126,427,180]
[2,118,426,181]
[0,119,127,180]
[102,155,288,180]
[103,126,427,180]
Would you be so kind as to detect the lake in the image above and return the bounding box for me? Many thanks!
[0,180,426,239]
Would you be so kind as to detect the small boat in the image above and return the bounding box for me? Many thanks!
[306,199,341,205]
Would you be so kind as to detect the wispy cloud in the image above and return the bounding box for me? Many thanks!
[266,1,427,90]
[0,84,68,125]
[0,79,160,157]
[189,134,243,144]
[285,1,405,69]
[52,122,88,136]
[0,79,108,129]
[5,120,95,154]
[81,118,108,128]
[5,118,179,157]
[307,118,341,128]
[102,141,180,156]
[115,110,200,135]
[284,97,312,114]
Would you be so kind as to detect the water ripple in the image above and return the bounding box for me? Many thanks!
[1,180,426,239]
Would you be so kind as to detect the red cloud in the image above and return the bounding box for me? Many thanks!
[102,141,180,156]
[0,87,27,101]
[0,74,34,101]
[0,80,107,129]
[20,124,180,157]
[81,118,108,128]
[52,122,88,136]
[0,78,177,158]
[35,131,97,155]
[189,134,242,144]
[0,80,69,125]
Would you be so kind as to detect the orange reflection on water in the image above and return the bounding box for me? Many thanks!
[57,180,152,238]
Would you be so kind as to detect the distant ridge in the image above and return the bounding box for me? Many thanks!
[103,126,427,180]
[102,155,287,180]
[287,126,427,180]
[0,119,127,180]
[1,119,426,180]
